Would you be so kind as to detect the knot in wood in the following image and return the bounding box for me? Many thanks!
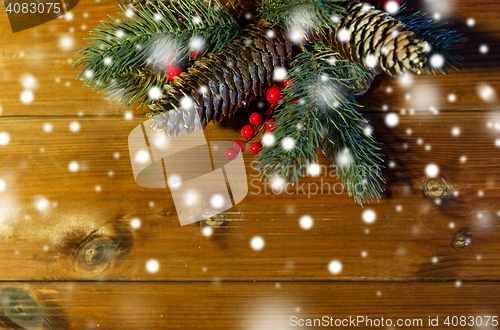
[423,178,454,198]
[0,287,44,330]
[452,231,472,249]
[202,211,226,227]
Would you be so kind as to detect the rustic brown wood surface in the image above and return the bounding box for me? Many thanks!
[0,0,499,328]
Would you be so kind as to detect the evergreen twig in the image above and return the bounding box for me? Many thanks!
[72,0,241,106]
[255,42,384,205]
[257,0,347,31]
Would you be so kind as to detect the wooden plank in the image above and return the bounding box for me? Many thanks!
[0,282,499,329]
[0,0,499,116]
[0,113,499,281]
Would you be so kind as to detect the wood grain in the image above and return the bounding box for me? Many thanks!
[0,0,500,328]
[0,282,499,330]
[0,113,498,281]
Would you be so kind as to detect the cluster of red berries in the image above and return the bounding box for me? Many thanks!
[162,33,205,82]
[225,80,295,160]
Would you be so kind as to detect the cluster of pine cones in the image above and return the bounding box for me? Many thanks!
[142,0,430,136]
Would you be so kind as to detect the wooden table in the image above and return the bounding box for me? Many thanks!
[0,0,499,328]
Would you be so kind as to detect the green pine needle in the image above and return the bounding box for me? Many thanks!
[255,42,385,205]
[72,0,241,106]
[257,0,347,31]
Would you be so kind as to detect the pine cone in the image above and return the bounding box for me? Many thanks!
[310,1,429,76]
[148,21,294,136]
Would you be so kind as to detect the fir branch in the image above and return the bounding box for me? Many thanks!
[72,0,241,106]
[396,9,467,74]
[255,43,384,205]
[257,0,347,31]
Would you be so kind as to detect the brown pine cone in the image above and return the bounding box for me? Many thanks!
[310,1,429,76]
[148,21,294,136]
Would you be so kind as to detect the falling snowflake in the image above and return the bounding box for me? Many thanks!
[362,209,376,224]
[146,259,160,273]
[337,148,352,167]
[307,163,321,176]
[135,150,150,164]
[425,163,439,178]
[459,155,467,163]
[337,28,350,42]
[430,54,444,68]
[328,260,342,274]
[184,191,198,206]
[148,86,162,100]
[180,96,194,109]
[262,133,276,147]
[299,215,313,230]
[210,194,224,209]
[361,251,368,258]
[364,54,377,68]
[466,17,475,27]
[385,113,399,127]
[35,196,50,212]
[0,179,5,192]
[21,74,37,90]
[384,1,400,14]
[0,132,10,145]
[478,84,496,102]
[451,127,460,136]
[68,161,79,172]
[281,137,295,151]
[130,218,141,229]
[250,236,265,251]
[448,93,457,102]
[479,44,489,54]
[20,90,34,104]
[69,121,80,132]
[273,67,287,81]
[192,16,201,25]
[59,35,74,51]
[43,123,53,132]
[104,57,113,65]
[124,111,133,120]
[202,226,213,237]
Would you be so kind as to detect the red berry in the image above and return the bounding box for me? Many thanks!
[241,125,254,139]
[225,147,238,160]
[283,79,293,88]
[266,86,283,105]
[162,52,176,67]
[249,112,263,125]
[234,140,246,152]
[189,48,204,60]
[250,142,262,154]
[293,97,299,103]
[266,119,276,132]
[167,66,183,82]
[177,18,183,26]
